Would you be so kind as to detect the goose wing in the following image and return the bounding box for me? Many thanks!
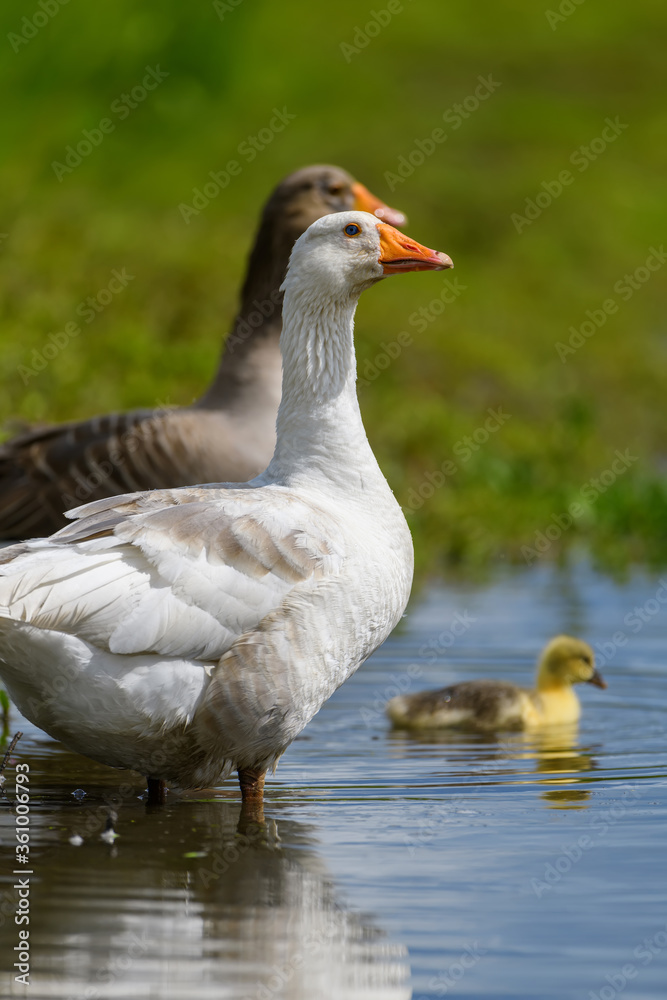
[0,485,344,662]
[0,409,195,539]
[0,408,258,540]
[424,680,522,726]
[389,680,523,729]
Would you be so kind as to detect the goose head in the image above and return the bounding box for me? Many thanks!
[270,165,407,236]
[284,211,453,302]
[536,635,606,690]
[237,167,408,314]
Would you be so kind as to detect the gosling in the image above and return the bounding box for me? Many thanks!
[387,635,606,731]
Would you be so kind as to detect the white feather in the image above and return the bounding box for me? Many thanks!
[0,212,424,787]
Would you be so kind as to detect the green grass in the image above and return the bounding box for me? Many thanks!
[1,0,665,577]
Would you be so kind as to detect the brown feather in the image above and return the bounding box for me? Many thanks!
[1,166,384,539]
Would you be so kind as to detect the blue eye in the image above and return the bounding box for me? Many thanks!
[344,223,361,237]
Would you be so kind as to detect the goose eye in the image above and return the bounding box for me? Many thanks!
[329,183,344,195]
[344,223,361,237]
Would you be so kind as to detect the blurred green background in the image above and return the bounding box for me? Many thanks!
[1,0,665,576]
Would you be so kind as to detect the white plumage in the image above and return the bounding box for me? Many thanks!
[0,211,452,802]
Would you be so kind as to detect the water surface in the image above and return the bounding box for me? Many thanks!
[1,561,666,998]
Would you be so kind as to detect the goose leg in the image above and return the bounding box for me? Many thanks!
[237,767,266,826]
[146,777,167,805]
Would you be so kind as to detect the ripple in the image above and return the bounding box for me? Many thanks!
[1,561,667,998]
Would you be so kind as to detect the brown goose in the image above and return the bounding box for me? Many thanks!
[0,165,405,539]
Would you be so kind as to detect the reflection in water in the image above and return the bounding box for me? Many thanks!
[3,562,667,999]
[499,727,597,808]
[388,724,598,809]
[0,734,411,1000]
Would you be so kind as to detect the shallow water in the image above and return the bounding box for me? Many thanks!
[1,560,667,999]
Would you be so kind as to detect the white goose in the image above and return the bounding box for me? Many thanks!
[0,166,405,539]
[0,212,452,810]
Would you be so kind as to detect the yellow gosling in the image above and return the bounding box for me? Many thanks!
[387,635,606,732]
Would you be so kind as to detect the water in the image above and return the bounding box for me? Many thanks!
[1,560,667,999]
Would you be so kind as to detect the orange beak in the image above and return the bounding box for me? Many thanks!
[376,222,453,274]
[352,182,407,228]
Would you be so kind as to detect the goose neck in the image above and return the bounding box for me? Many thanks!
[268,288,375,485]
[195,226,289,410]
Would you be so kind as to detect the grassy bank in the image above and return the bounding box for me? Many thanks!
[1,0,665,576]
